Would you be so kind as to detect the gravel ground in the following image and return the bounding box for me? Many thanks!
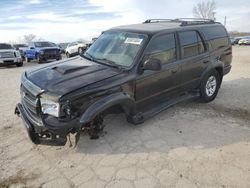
[0,46,250,188]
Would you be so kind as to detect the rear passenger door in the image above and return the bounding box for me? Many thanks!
[136,33,181,110]
[178,30,209,90]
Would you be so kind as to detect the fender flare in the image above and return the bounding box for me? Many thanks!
[200,60,223,82]
[79,92,136,124]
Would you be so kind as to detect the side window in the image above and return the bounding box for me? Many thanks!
[201,26,229,50]
[145,33,176,64]
[179,31,205,58]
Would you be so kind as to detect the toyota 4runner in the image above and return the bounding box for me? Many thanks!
[15,18,232,146]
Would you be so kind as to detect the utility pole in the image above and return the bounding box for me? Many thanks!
[224,16,227,27]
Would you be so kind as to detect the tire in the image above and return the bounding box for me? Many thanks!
[78,47,84,55]
[66,52,71,58]
[56,55,62,61]
[200,70,221,103]
[25,56,30,62]
[16,62,23,67]
[36,56,42,64]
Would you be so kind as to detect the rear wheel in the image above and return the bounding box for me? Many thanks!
[200,70,221,103]
[36,56,42,64]
[16,62,23,67]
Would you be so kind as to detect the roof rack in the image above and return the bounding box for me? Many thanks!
[143,18,215,26]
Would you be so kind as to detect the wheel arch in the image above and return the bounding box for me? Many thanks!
[79,92,136,124]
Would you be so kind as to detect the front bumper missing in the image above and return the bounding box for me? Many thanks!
[15,103,79,146]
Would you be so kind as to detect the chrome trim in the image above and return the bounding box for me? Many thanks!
[21,73,44,97]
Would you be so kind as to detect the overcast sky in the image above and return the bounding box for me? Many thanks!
[0,0,250,43]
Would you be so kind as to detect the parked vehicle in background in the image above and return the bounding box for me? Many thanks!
[13,44,28,60]
[65,41,88,58]
[230,37,236,45]
[234,37,242,44]
[58,43,69,54]
[238,38,250,45]
[25,41,62,64]
[0,43,23,67]
[15,18,232,146]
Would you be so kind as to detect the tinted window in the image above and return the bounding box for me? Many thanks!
[0,43,13,49]
[201,26,229,50]
[34,42,57,48]
[145,33,176,64]
[201,26,228,40]
[179,31,206,58]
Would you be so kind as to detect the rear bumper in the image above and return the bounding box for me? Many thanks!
[15,103,79,146]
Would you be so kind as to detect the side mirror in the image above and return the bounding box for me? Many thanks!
[142,58,162,71]
[30,47,35,50]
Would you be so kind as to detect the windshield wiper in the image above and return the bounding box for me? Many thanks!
[83,52,95,61]
[95,58,124,69]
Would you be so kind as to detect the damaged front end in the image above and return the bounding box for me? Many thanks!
[15,73,82,147]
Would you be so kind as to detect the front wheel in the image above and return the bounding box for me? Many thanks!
[66,52,71,58]
[56,55,62,61]
[16,62,23,67]
[200,70,221,103]
[78,47,84,55]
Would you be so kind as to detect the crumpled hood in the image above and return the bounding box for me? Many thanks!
[26,56,121,96]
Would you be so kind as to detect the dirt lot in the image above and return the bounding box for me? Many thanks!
[0,46,250,188]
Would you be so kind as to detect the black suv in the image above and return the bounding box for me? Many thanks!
[15,18,232,146]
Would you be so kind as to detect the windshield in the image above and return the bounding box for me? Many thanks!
[0,43,13,50]
[85,31,146,68]
[34,42,57,48]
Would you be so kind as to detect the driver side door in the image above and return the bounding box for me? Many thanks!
[136,33,181,112]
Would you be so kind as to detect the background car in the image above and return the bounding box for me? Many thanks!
[238,37,250,45]
[13,44,28,60]
[234,37,243,44]
[65,41,88,58]
[0,43,23,67]
[57,43,69,54]
[230,37,236,45]
[24,41,62,63]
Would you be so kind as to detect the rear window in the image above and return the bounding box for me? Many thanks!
[201,26,228,40]
[201,26,229,50]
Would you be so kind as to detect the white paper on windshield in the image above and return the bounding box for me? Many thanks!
[124,38,143,45]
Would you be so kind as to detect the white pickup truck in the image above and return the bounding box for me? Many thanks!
[0,43,23,67]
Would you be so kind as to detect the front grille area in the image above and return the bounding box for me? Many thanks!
[0,51,15,58]
[21,85,43,126]
[44,49,58,55]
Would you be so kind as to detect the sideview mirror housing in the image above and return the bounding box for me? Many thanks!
[142,58,162,71]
